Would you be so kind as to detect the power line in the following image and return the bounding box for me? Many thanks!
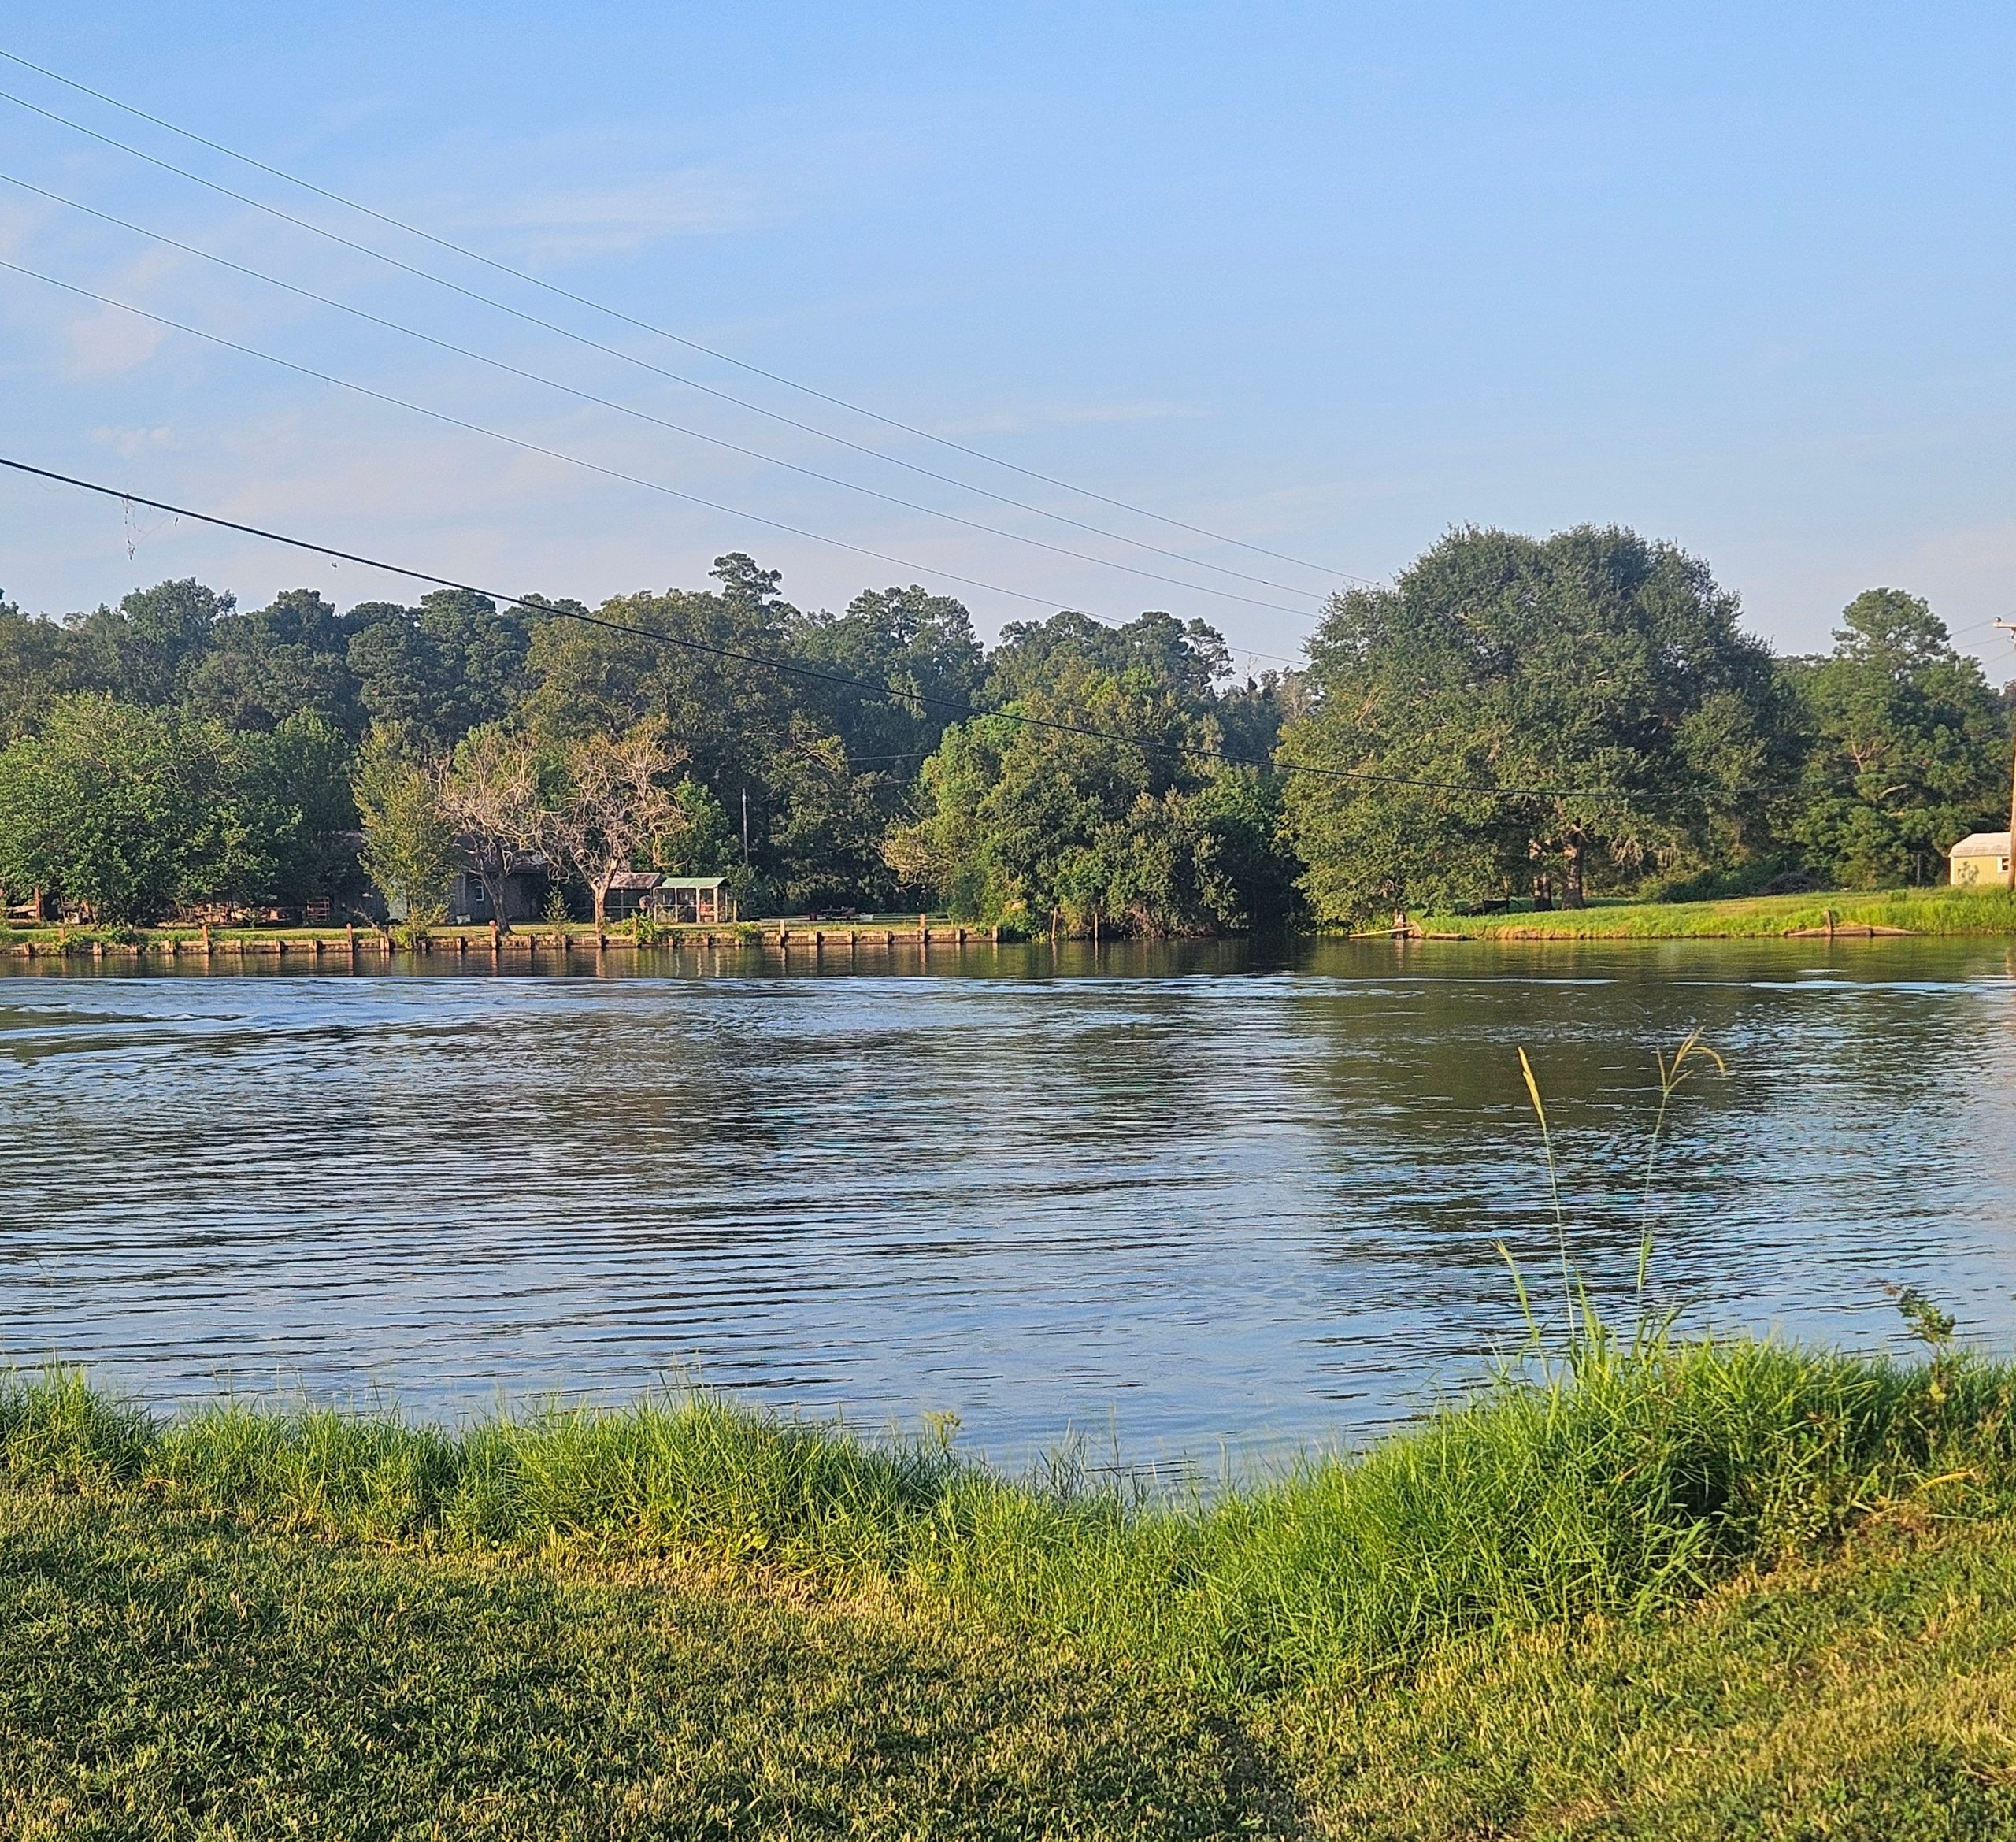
[0,168,1316,625]
[0,452,1758,805]
[9,255,1310,628]
[0,63,1369,596]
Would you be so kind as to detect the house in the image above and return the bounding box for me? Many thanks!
[1948,832,2012,886]
[446,863,548,924]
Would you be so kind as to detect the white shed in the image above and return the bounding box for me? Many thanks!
[1948,832,2012,886]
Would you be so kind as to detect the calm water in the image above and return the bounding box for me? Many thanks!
[2,938,2014,1468]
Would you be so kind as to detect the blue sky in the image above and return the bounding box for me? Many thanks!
[2,2,2014,669]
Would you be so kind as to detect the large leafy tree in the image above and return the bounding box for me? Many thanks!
[0,593,73,743]
[890,613,1295,933]
[0,694,230,922]
[1781,590,2010,888]
[67,578,229,707]
[1279,527,1793,923]
[348,590,543,752]
[221,712,358,910]
[186,588,363,737]
[354,731,456,926]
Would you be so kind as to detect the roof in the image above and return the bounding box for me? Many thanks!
[606,870,663,891]
[1950,832,2013,854]
[659,875,727,889]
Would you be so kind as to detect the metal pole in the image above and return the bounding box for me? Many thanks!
[1998,622,2016,889]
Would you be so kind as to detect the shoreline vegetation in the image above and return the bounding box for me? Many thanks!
[9,884,2016,963]
[1404,883,2016,941]
[9,536,2016,947]
[13,1335,2016,1835]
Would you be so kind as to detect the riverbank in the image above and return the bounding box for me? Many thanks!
[9,1338,2016,1836]
[10,885,2016,965]
[1407,884,2016,940]
[0,914,995,965]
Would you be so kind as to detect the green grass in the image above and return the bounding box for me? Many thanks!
[10,1336,2016,1834]
[1410,884,2016,939]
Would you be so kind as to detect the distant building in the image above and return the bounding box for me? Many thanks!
[654,876,730,923]
[1948,832,2012,886]
[447,862,548,924]
[603,869,662,919]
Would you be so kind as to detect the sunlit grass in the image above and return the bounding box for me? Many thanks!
[1413,884,2016,938]
[7,1332,2012,1699]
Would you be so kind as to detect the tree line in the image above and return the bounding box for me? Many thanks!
[0,526,2007,931]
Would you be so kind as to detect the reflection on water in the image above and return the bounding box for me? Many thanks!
[2,937,2014,1468]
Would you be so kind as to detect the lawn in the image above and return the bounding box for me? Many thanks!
[9,1336,2016,1837]
[1410,883,2016,940]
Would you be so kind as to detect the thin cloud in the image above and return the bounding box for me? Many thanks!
[450,170,767,264]
[91,424,177,458]
[61,302,167,377]
[939,399,1199,437]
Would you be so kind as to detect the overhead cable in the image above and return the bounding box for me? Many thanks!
[0,452,1766,806]
[0,170,1317,624]
[9,256,1304,625]
[0,62,1368,594]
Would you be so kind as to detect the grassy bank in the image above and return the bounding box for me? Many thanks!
[1410,884,2016,940]
[10,1336,2016,1836]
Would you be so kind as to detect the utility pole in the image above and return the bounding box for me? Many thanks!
[1996,621,2016,888]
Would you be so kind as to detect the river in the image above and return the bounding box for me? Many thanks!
[2,938,2011,1471]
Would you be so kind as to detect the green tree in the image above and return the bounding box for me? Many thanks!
[654,780,735,877]
[890,631,1288,935]
[354,732,455,925]
[348,590,543,753]
[67,578,228,707]
[0,593,74,743]
[1782,589,2010,887]
[1280,527,1793,924]
[0,694,226,921]
[221,712,358,910]
[186,588,363,736]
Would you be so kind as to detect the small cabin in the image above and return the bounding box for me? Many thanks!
[1948,832,2012,886]
[604,869,662,919]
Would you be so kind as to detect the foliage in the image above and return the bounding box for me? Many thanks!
[0,695,229,921]
[65,577,229,708]
[540,724,688,924]
[217,711,358,910]
[184,587,363,738]
[347,588,542,754]
[1782,588,2011,888]
[0,591,71,743]
[352,732,454,927]
[1280,526,1796,925]
[892,613,1295,932]
[654,778,735,876]
[12,533,2016,929]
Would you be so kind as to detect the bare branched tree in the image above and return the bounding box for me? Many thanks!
[545,725,689,926]
[438,725,546,930]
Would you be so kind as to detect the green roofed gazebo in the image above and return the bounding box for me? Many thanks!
[653,876,732,923]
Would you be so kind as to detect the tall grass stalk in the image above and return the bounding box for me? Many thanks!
[1638,1029,1726,1297]
[1517,1044,1574,1338]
